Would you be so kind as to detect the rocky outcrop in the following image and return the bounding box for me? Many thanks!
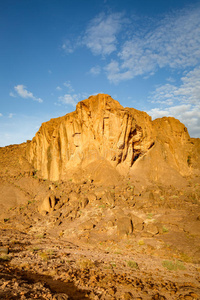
[26,94,200,185]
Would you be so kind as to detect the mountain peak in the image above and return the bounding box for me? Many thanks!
[26,95,199,186]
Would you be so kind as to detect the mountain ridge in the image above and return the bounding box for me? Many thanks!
[25,94,200,186]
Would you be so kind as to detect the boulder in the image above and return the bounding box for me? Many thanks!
[131,214,144,232]
[144,223,159,236]
[38,194,56,214]
[117,216,133,236]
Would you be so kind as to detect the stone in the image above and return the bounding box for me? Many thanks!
[68,192,79,202]
[145,223,159,236]
[117,216,133,236]
[38,194,56,214]
[131,214,144,231]
[131,214,144,225]
[78,220,95,230]
[87,193,97,203]
[101,193,115,207]
[80,197,89,208]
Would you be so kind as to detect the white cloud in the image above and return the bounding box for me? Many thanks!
[56,86,62,91]
[89,65,101,76]
[57,92,92,107]
[105,6,200,83]
[147,66,200,137]
[14,85,43,103]
[166,77,176,83]
[83,12,124,56]
[9,92,16,97]
[62,39,76,54]
[149,66,200,106]
[8,113,15,119]
[0,113,2,117]
[149,84,177,105]
[174,67,200,105]
[58,94,78,107]
[148,104,200,138]
[63,81,74,92]
[105,60,133,83]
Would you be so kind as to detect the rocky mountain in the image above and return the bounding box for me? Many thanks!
[1,94,200,299]
[26,94,200,186]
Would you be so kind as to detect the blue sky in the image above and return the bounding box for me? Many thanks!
[0,0,200,147]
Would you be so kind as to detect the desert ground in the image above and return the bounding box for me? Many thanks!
[0,142,200,300]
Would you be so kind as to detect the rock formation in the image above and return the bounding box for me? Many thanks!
[1,95,200,300]
[26,94,200,185]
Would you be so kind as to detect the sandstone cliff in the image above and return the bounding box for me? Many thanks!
[26,94,200,185]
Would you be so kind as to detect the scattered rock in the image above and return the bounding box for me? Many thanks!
[144,223,159,236]
[117,216,133,236]
[38,194,57,214]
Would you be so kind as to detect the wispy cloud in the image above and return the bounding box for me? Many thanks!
[56,86,62,91]
[105,6,200,83]
[148,104,200,138]
[58,94,78,107]
[11,85,43,103]
[9,92,16,97]
[147,66,200,137]
[61,39,76,54]
[8,113,15,119]
[149,66,200,106]
[61,12,126,57]
[89,65,101,76]
[0,113,2,117]
[56,81,89,107]
[63,81,74,92]
[83,12,124,56]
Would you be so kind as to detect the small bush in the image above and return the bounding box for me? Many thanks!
[147,213,153,219]
[99,204,106,209]
[162,260,186,271]
[36,234,45,239]
[138,239,145,246]
[77,258,95,269]
[127,260,139,269]
[0,255,11,261]
[4,218,10,222]
[110,262,116,267]
[162,226,169,233]
[38,252,49,261]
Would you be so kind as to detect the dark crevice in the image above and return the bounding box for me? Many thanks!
[133,153,140,162]
[148,141,155,150]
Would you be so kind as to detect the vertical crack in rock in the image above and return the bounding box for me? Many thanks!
[26,94,194,182]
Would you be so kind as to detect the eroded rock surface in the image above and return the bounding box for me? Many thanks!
[26,94,200,187]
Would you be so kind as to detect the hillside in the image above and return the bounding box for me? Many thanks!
[0,94,200,300]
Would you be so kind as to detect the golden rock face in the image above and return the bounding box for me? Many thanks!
[26,94,200,185]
